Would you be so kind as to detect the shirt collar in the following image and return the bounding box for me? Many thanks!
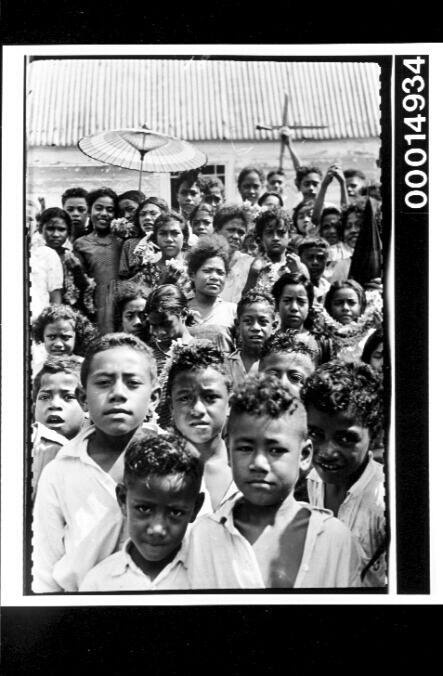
[345,453,378,497]
[111,537,190,578]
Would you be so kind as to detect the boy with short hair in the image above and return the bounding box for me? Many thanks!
[32,333,161,592]
[79,430,205,591]
[32,358,86,497]
[344,169,367,202]
[187,373,361,589]
[302,360,386,587]
[298,236,330,304]
[295,165,323,204]
[61,187,90,240]
[226,290,276,390]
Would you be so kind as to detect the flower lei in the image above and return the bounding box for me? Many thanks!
[110,217,139,240]
[311,290,383,350]
[62,250,96,317]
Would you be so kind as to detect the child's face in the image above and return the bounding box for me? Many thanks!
[191,256,226,297]
[204,187,224,210]
[267,174,284,194]
[139,203,162,236]
[343,213,362,249]
[261,195,281,210]
[298,173,321,200]
[259,351,315,395]
[63,197,88,233]
[278,283,310,330]
[35,371,84,439]
[156,221,184,259]
[118,198,139,222]
[43,319,76,357]
[118,474,202,567]
[329,287,362,324]
[171,367,229,446]
[229,411,312,506]
[85,346,158,437]
[261,222,289,258]
[238,302,274,352]
[296,205,314,235]
[218,218,246,252]
[300,246,327,283]
[307,406,371,487]
[346,176,365,199]
[369,342,383,373]
[149,312,183,343]
[90,196,115,234]
[122,297,147,337]
[191,210,214,237]
[42,217,69,250]
[244,239,260,257]
[239,171,262,205]
[177,182,202,218]
[321,214,340,245]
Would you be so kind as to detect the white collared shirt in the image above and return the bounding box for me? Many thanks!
[187,494,362,589]
[307,456,386,587]
[32,423,162,593]
[79,538,191,592]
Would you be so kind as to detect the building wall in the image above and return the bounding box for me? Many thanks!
[27,138,380,210]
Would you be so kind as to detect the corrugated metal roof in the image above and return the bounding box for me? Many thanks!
[27,59,381,146]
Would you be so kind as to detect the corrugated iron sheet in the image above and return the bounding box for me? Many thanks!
[26,59,381,146]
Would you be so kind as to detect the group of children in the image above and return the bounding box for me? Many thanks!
[29,156,386,592]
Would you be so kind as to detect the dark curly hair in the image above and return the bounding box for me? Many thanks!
[228,373,304,429]
[213,204,248,232]
[86,187,119,213]
[152,210,185,246]
[39,207,72,236]
[295,165,323,188]
[255,207,291,240]
[320,206,342,232]
[176,170,206,193]
[324,280,367,318]
[343,169,367,181]
[166,341,231,398]
[259,330,318,362]
[361,327,384,365]
[31,305,97,356]
[236,290,275,320]
[124,428,204,490]
[292,200,315,234]
[271,272,314,308]
[32,357,82,402]
[80,332,157,388]
[301,360,383,436]
[237,166,265,190]
[298,236,329,258]
[186,234,230,277]
[61,187,88,205]
[189,202,215,223]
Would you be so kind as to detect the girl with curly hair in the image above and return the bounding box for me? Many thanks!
[31,304,97,375]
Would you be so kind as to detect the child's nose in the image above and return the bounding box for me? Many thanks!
[190,397,206,416]
[49,396,63,409]
[109,379,127,400]
[250,451,270,473]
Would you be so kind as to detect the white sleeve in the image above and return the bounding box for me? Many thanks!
[45,248,63,292]
[32,463,66,593]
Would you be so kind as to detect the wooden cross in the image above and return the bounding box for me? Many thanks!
[256,92,328,171]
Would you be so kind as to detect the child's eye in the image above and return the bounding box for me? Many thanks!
[169,508,185,518]
[268,447,287,456]
[204,394,218,403]
[135,505,152,514]
[127,380,142,388]
[336,433,360,445]
[37,393,50,400]
[288,372,303,384]
[64,394,77,401]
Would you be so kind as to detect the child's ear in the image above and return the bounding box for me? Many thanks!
[148,384,162,415]
[190,492,206,522]
[299,438,313,473]
[115,483,128,516]
[77,386,88,412]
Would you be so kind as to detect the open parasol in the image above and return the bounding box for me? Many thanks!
[78,125,207,190]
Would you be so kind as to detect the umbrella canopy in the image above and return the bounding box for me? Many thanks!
[78,126,207,189]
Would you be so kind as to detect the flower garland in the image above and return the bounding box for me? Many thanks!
[311,290,383,350]
[110,217,139,240]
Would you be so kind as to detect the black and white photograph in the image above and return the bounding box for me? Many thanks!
[1,44,437,607]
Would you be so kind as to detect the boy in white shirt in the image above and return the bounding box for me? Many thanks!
[80,430,204,591]
[187,373,361,589]
[303,360,386,587]
[32,333,161,593]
